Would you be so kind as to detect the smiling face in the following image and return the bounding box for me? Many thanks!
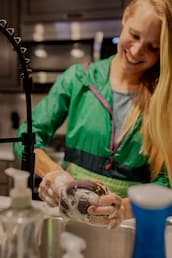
[117,2,161,78]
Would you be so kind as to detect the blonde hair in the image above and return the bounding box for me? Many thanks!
[123,0,172,185]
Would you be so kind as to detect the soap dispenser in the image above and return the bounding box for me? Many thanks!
[0,167,44,258]
[128,184,172,258]
[60,231,86,258]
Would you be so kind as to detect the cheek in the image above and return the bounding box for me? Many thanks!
[117,37,126,53]
[118,33,132,52]
[146,53,159,67]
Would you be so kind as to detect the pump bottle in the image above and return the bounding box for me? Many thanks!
[60,231,86,258]
[0,167,44,258]
[128,184,172,258]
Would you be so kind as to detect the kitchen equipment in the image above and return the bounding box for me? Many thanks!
[21,20,121,91]
[0,168,44,258]
[60,231,86,258]
[0,19,35,193]
[65,219,135,258]
[0,194,172,258]
[40,216,66,258]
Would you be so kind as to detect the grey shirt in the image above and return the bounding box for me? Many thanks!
[112,90,135,143]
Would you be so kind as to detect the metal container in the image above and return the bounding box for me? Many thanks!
[0,197,171,258]
[39,217,135,258]
[40,216,66,258]
[39,217,172,258]
[66,220,135,258]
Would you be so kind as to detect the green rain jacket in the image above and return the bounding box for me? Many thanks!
[14,56,170,197]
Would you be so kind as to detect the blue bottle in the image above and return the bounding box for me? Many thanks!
[128,184,172,258]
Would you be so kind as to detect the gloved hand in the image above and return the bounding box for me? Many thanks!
[59,179,124,229]
[38,170,74,207]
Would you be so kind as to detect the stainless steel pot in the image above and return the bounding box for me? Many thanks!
[66,220,135,258]
[39,217,135,258]
[40,216,66,258]
[39,217,172,258]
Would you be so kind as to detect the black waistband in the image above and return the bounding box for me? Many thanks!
[64,147,150,183]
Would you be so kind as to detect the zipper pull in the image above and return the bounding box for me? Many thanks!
[104,156,113,170]
[104,162,112,170]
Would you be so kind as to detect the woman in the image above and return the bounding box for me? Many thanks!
[14,0,172,227]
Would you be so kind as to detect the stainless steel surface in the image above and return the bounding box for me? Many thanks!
[65,220,135,258]
[21,20,121,87]
[32,72,62,85]
[21,20,122,41]
[40,217,66,258]
[39,217,134,258]
[0,195,172,258]
[166,224,172,258]
[40,217,172,258]
[0,93,45,139]
[40,217,135,258]
[0,93,66,140]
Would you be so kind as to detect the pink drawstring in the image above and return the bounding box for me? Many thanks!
[82,63,126,170]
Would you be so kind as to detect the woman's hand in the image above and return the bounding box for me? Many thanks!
[59,179,124,229]
[38,170,73,207]
[87,192,124,229]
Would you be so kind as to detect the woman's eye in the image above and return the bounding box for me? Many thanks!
[130,32,139,40]
[148,45,159,52]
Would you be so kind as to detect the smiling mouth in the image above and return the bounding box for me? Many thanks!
[124,50,142,65]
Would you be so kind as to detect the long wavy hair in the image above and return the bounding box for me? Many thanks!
[122,0,172,186]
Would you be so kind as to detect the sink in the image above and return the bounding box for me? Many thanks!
[40,217,134,258]
[40,217,172,258]
[65,220,135,258]
[0,196,172,258]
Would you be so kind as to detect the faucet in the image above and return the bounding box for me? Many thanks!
[0,19,35,195]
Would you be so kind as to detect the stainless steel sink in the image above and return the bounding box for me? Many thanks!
[40,217,135,258]
[65,220,135,258]
[0,197,171,258]
[40,216,172,258]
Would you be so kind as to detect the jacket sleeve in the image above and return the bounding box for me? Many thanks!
[13,64,78,160]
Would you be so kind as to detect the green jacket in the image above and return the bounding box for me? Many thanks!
[14,56,170,197]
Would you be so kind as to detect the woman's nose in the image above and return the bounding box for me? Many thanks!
[130,43,144,57]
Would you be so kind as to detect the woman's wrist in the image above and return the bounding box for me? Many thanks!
[34,148,64,177]
[122,197,133,219]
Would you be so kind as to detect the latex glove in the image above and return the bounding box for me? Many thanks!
[38,170,73,207]
[59,179,124,229]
